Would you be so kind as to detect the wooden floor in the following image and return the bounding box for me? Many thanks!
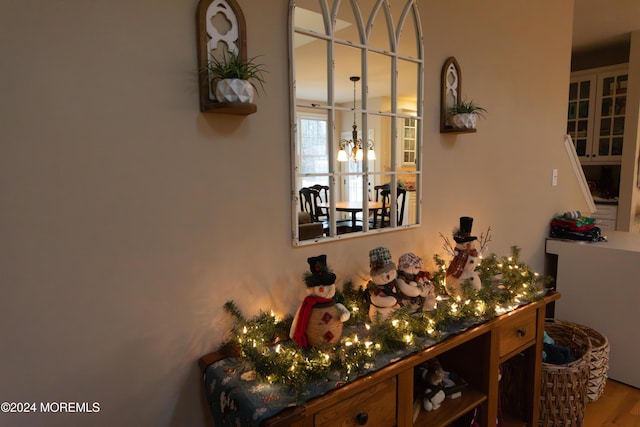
[585,380,640,427]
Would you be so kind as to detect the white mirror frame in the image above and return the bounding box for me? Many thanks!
[289,0,424,246]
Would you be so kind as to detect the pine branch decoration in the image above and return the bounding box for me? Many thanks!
[217,246,550,395]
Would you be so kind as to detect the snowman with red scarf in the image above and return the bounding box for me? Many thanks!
[290,255,350,348]
[445,217,483,298]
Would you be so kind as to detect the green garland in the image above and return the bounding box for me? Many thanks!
[221,246,550,396]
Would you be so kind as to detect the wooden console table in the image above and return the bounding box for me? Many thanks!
[200,292,560,427]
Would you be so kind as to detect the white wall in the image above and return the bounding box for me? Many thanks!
[619,30,640,231]
[0,1,584,426]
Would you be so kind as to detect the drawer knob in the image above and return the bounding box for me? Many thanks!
[355,412,369,425]
[517,328,526,337]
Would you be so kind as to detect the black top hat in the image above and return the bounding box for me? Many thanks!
[454,216,477,243]
[304,254,337,287]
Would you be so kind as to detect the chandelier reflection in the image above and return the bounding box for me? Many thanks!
[337,76,376,162]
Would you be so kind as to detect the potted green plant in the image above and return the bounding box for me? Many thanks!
[204,50,267,104]
[446,99,487,129]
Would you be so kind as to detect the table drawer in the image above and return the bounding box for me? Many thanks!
[314,376,397,427]
[498,309,537,358]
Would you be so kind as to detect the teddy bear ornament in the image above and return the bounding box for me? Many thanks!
[289,255,350,348]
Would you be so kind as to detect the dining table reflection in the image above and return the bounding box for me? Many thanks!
[316,200,383,231]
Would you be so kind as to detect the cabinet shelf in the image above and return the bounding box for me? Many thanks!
[414,388,486,426]
[502,412,528,427]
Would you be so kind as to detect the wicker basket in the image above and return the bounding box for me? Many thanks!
[573,322,610,402]
[539,319,592,427]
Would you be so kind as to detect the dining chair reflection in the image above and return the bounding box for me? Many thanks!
[371,184,407,228]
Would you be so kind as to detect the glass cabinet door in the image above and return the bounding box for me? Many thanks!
[567,66,627,164]
[567,76,595,159]
[594,72,627,161]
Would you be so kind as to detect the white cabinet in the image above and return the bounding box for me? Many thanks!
[407,190,416,225]
[547,235,640,389]
[567,65,628,164]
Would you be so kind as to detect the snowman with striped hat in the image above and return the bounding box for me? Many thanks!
[367,246,402,323]
[397,252,436,313]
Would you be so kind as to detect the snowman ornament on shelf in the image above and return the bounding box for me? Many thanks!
[421,359,446,411]
[396,252,437,313]
[445,216,484,299]
[367,247,402,323]
[289,255,350,349]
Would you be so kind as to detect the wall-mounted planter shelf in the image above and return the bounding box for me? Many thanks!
[440,57,479,133]
[441,127,477,134]
[196,0,256,115]
[202,101,257,115]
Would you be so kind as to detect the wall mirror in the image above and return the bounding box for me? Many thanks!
[289,0,424,245]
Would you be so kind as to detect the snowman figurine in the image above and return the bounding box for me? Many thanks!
[367,247,402,323]
[421,359,446,411]
[445,216,482,298]
[396,252,437,313]
[290,255,350,348]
